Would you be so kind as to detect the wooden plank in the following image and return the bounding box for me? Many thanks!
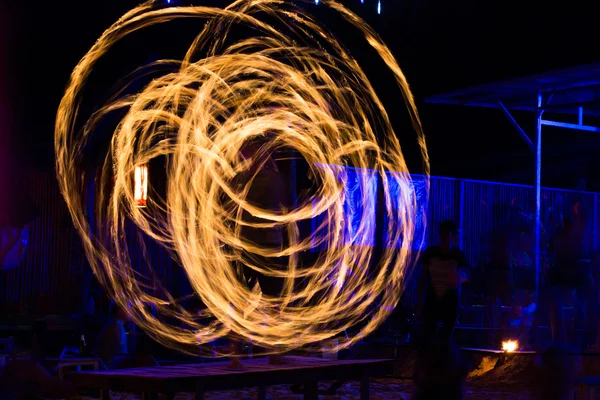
[168,360,391,393]
[181,358,390,390]
[69,357,394,394]
[71,357,389,379]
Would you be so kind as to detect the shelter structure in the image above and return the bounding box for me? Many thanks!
[426,62,600,299]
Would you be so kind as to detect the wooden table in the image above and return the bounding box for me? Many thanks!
[42,357,100,380]
[69,356,393,399]
[578,377,600,400]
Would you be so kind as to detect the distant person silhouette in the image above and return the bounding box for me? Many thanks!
[93,301,131,369]
[111,334,158,369]
[0,324,76,399]
[228,139,288,367]
[414,341,467,400]
[536,343,578,400]
[419,220,468,346]
[548,218,583,342]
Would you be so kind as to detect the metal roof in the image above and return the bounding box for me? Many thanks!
[425,63,600,116]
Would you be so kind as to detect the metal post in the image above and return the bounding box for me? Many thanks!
[594,194,598,253]
[540,119,600,133]
[534,92,543,303]
[458,180,466,315]
[458,180,465,249]
[497,101,534,151]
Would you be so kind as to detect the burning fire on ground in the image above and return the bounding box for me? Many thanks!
[502,340,518,353]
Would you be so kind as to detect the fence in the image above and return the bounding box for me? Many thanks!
[425,176,598,268]
[1,170,598,314]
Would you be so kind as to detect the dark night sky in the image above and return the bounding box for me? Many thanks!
[2,0,599,190]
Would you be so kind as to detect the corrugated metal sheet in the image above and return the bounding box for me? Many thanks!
[463,181,534,267]
[541,188,596,256]
[404,177,459,303]
[0,169,84,312]
[427,177,460,247]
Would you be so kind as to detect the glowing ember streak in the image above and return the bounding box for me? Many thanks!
[54,0,429,355]
[134,165,148,208]
[502,340,518,353]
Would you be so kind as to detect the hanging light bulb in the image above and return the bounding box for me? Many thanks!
[377,0,381,14]
[361,0,364,3]
[315,0,319,4]
[134,165,148,208]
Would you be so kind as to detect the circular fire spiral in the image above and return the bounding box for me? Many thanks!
[55,0,429,355]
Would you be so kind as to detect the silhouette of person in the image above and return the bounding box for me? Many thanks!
[419,220,468,346]
[93,301,131,369]
[228,138,288,367]
[547,218,583,342]
[535,343,579,400]
[414,341,467,400]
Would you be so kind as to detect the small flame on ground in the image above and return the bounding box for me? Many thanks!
[502,340,518,353]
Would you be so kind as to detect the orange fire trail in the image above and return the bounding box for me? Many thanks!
[55,0,429,355]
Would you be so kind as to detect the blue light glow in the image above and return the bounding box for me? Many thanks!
[383,174,427,249]
[342,169,378,246]
[311,166,378,248]
[377,1,381,14]
[310,165,427,251]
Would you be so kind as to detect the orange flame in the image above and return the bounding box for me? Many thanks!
[54,0,429,356]
[134,165,148,208]
[502,340,518,353]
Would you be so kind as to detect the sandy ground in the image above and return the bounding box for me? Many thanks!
[7,349,591,399]
[69,350,598,399]
[104,379,535,400]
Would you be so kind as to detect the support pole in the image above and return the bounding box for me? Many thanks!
[458,180,465,249]
[540,119,600,133]
[498,101,534,151]
[458,180,466,314]
[594,194,598,253]
[534,93,543,303]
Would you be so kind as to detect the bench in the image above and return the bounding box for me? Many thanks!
[578,377,600,400]
[69,356,393,399]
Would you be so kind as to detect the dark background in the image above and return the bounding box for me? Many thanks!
[1,0,598,188]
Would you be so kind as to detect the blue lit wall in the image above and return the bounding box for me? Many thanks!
[383,174,428,250]
[311,166,378,248]
[310,165,426,249]
[342,167,378,246]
